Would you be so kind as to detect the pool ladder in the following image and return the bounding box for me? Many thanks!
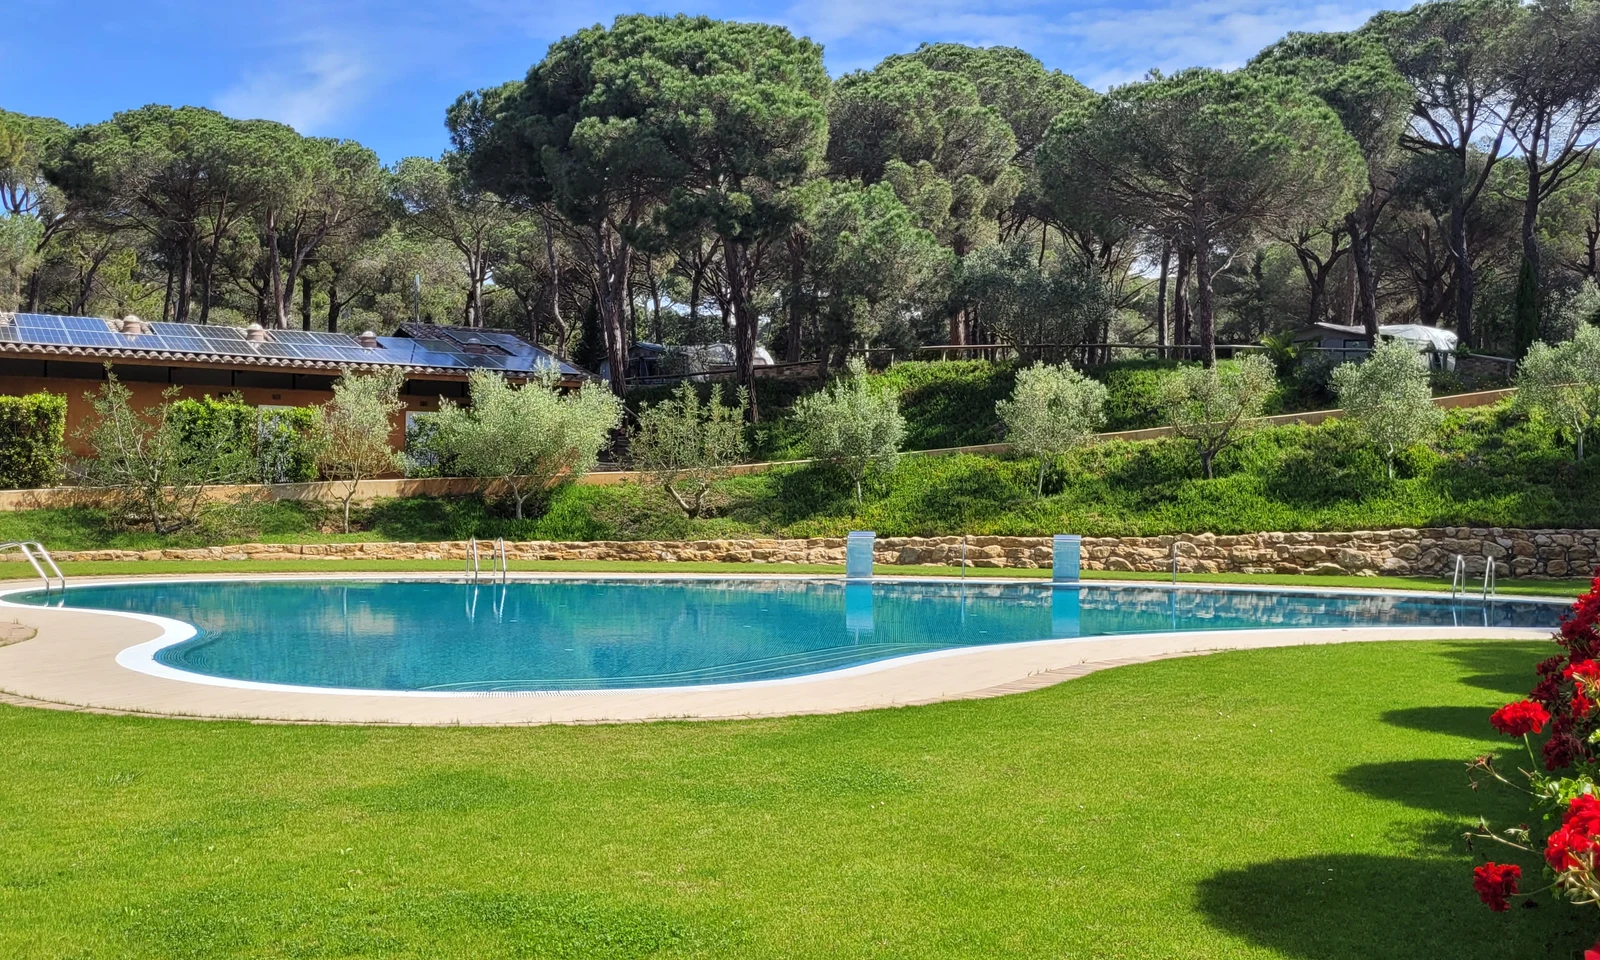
[1449,553,1497,600]
[466,538,508,585]
[0,541,65,595]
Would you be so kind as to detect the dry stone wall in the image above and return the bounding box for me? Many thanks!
[48,526,1598,579]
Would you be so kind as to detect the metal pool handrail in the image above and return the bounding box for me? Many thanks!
[1483,555,1497,600]
[465,538,508,585]
[1449,554,1467,599]
[0,541,66,595]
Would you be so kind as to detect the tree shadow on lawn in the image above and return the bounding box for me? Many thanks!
[1431,640,1557,699]
[1195,853,1588,959]
[1335,759,1497,819]
[1379,706,1499,740]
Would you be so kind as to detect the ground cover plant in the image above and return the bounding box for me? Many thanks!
[0,638,1591,958]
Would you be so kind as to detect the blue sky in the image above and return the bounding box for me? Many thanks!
[4,0,1407,164]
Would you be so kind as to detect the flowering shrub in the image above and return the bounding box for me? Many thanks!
[1472,576,1600,923]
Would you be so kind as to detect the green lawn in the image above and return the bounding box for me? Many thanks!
[0,557,1587,599]
[0,639,1588,958]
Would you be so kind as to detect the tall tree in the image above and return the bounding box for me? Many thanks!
[1368,0,1522,346]
[1252,32,1412,342]
[1498,0,1600,355]
[46,106,277,323]
[828,58,1018,346]
[1038,68,1365,365]
[648,17,830,420]
[391,154,514,328]
[447,23,687,394]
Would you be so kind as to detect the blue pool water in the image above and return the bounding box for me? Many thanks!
[8,578,1563,692]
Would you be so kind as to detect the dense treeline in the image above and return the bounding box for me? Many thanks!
[4,0,1600,410]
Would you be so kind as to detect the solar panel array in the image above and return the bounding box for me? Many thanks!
[0,313,577,376]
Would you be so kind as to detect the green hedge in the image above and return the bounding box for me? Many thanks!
[168,396,320,484]
[0,393,67,490]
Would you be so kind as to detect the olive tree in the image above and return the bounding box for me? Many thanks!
[75,371,256,533]
[315,368,406,532]
[1330,339,1444,478]
[794,359,906,505]
[1518,325,1600,459]
[432,368,623,519]
[996,362,1108,497]
[630,382,749,518]
[1161,353,1277,479]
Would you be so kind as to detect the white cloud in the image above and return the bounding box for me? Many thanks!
[214,46,370,133]
[778,0,1401,83]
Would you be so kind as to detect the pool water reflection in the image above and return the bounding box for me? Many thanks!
[11,578,1562,692]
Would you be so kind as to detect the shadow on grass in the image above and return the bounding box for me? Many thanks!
[1379,706,1496,740]
[1196,854,1586,959]
[1428,640,1556,699]
[1335,759,1489,817]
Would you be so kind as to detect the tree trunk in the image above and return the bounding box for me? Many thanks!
[173,235,195,323]
[1193,237,1216,368]
[1448,191,1474,347]
[724,236,762,424]
[198,192,229,325]
[327,269,341,333]
[786,234,806,363]
[543,217,567,357]
[1154,239,1170,360]
[1514,157,1543,358]
[688,250,703,337]
[646,256,662,343]
[266,209,284,329]
[1173,247,1192,353]
[300,273,314,331]
[592,223,631,396]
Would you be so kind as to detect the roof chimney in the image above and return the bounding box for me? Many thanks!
[120,315,146,335]
[245,323,269,343]
[358,330,380,348]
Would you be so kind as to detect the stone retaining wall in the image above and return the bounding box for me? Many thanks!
[46,526,1598,579]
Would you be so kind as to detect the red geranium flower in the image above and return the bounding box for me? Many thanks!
[1567,660,1600,682]
[1490,700,1551,736]
[1472,862,1521,912]
[1585,942,1600,960]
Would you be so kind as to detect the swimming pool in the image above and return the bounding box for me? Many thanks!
[6,578,1563,694]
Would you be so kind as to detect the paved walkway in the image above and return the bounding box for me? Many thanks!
[0,573,1556,726]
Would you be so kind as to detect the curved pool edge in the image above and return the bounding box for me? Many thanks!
[0,572,1564,725]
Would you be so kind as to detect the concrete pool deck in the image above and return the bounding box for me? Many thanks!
[0,573,1562,725]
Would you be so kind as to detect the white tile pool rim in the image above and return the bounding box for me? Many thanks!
[0,573,1570,724]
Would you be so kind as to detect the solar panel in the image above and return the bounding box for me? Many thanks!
[3,313,586,377]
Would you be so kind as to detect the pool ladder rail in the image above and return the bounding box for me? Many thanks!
[0,541,66,595]
[1449,553,1497,600]
[466,537,508,585]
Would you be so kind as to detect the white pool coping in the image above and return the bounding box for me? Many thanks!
[0,572,1567,725]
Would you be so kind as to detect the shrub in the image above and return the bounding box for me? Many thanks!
[0,392,66,490]
[1518,326,1600,460]
[794,358,905,505]
[996,362,1108,496]
[431,369,623,519]
[315,368,405,532]
[258,407,320,483]
[75,372,257,533]
[631,381,749,518]
[1330,340,1445,479]
[167,396,320,484]
[1160,354,1277,479]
